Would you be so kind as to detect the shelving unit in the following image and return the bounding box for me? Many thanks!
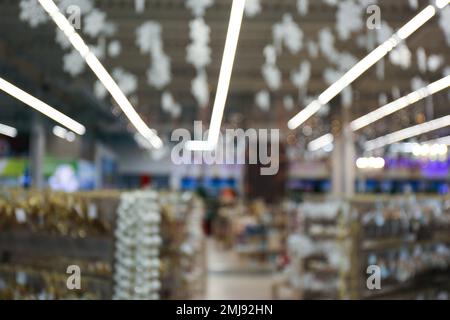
[348,195,450,299]
[159,192,207,299]
[277,195,450,300]
[0,190,118,299]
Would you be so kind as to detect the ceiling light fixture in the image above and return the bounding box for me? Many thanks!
[38,0,162,149]
[424,135,450,145]
[365,115,450,151]
[0,77,86,135]
[287,3,446,130]
[0,122,18,138]
[185,0,246,151]
[134,133,153,150]
[52,125,76,142]
[356,157,385,170]
[351,75,450,131]
[308,133,334,152]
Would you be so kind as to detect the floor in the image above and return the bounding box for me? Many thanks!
[205,240,273,300]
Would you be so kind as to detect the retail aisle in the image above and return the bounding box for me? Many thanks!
[206,240,272,300]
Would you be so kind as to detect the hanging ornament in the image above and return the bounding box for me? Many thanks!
[389,43,411,70]
[135,0,146,13]
[273,14,303,54]
[136,21,162,54]
[263,45,277,65]
[318,28,339,64]
[323,68,344,86]
[162,91,182,118]
[376,58,385,80]
[63,50,85,77]
[137,21,172,90]
[255,90,270,112]
[108,40,122,58]
[391,86,401,99]
[378,93,388,106]
[84,9,107,38]
[417,47,427,73]
[55,29,71,50]
[411,77,427,92]
[316,103,330,117]
[245,0,262,18]
[94,80,107,100]
[291,61,311,100]
[147,53,172,89]
[185,0,215,17]
[307,41,319,58]
[261,45,281,91]
[19,0,48,28]
[112,68,138,97]
[336,0,364,41]
[341,87,353,108]
[407,0,418,10]
[284,95,295,111]
[297,0,309,16]
[427,55,444,73]
[262,63,282,91]
[186,18,212,69]
[191,71,209,108]
[338,52,358,71]
[184,2,213,108]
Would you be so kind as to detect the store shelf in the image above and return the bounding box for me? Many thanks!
[0,231,114,261]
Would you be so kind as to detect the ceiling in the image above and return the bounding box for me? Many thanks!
[0,0,448,147]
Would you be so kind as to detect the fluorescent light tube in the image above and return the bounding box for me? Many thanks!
[308,133,334,152]
[396,5,436,39]
[38,0,162,149]
[0,77,86,135]
[287,4,445,130]
[436,0,449,9]
[0,123,18,138]
[365,115,450,151]
[350,75,450,131]
[185,0,246,151]
[288,100,322,130]
[424,135,450,145]
[52,125,76,142]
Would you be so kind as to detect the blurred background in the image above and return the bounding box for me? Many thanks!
[0,0,449,300]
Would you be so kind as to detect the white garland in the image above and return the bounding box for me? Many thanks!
[19,0,48,27]
[245,0,262,18]
[185,1,213,109]
[136,21,172,90]
[273,14,303,55]
[336,0,364,41]
[255,90,270,112]
[162,91,182,119]
[389,43,412,70]
[186,18,212,70]
[297,0,309,16]
[291,61,311,102]
[185,0,214,17]
[112,68,138,97]
[191,70,210,108]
